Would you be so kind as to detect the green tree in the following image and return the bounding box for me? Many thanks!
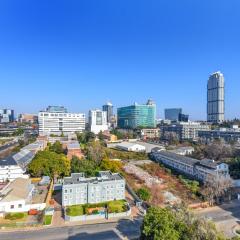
[49,141,65,154]
[99,158,122,173]
[28,150,70,178]
[137,187,151,201]
[141,207,181,240]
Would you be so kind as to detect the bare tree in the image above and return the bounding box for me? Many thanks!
[203,175,233,206]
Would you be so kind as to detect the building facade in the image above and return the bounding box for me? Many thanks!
[62,171,125,207]
[207,71,225,123]
[117,99,156,129]
[102,102,113,123]
[0,109,14,123]
[151,150,230,183]
[161,122,210,141]
[38,106,85,136]
[89,110,108,134]
[164,108,182,121]
[18,114,38,124]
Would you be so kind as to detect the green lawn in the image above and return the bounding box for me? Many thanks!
[66,205,84,216]
[66,200,127,217]
[43,215,52,225]
[108,200,127,213]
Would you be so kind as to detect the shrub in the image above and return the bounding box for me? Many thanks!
[137,187,151,201]
[5,212,25,220]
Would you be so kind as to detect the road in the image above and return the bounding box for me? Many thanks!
[195,200,240,238]
[0,218,142,240]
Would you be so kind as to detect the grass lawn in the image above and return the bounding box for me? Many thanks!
[108,200,127,213]
[66,200,127,216]
[66,205,84,217]
[43,215,52,225]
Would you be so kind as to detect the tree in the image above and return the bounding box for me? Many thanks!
[28,150,70,178]
[71,156,99,177]
[141,207,181,240]
[86,141,106,165]
[203,176,233,206]
[205,142,233,161]
[99,158,122,173]
[49,141,65,154]
[141,206,226,240]
[137,187,151,201]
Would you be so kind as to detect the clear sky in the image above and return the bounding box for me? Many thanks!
[0,0,239,120]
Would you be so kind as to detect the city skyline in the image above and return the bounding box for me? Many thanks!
[0,1,240,120]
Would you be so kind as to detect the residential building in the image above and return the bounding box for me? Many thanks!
[117,99,156,129]
[199,127,240,143]
[165,108,182,121]
[161,121,210,141]
[140,128,160,140]
[89,110,108,134]
[18,114,38,124]
[62,171,125,207]
[38,106,85,136]
[102,102,113,123]
[150,150,230,182]
[116,142,146,152]
[0,109,14,123]
[207,71,225,123]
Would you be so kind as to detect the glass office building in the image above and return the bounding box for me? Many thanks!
[117,100,156,129]
[165,108,182,121]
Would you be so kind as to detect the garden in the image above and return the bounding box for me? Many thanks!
[66,200,128,217]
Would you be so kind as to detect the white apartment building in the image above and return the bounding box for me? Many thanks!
[207,71,225,123]
[62,171,125,207]
[38,108,86,136]
[89,110,108,134]
[161,121,210,141]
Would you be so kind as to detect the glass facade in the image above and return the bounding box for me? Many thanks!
[117,101,156,129]
[165,108,182,121]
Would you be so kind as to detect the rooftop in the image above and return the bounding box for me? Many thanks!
[0,178,34,202]
[63,171,123,185]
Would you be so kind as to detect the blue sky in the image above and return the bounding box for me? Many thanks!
[0,0,239,120]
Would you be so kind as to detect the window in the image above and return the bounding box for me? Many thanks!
[69,189,73,193]
[64,189,68,193]
[18,204,22,208]
[10,205,14,209]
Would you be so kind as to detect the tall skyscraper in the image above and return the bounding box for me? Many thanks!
[117,99,156,129]
[102,102,113,123]
[207,71,225,123]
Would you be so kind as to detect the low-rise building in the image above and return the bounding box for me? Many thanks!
[101,131,118,142]
[140,128,160,140]
[169,146,194,156]
[116,142,146,152]
[151,150,230,182]
[62,171,125,207]
[0,178,47,214]
[67,141,84,160]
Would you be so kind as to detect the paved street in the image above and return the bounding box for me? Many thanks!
[195,200,240,238]
[0,218,142,240]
